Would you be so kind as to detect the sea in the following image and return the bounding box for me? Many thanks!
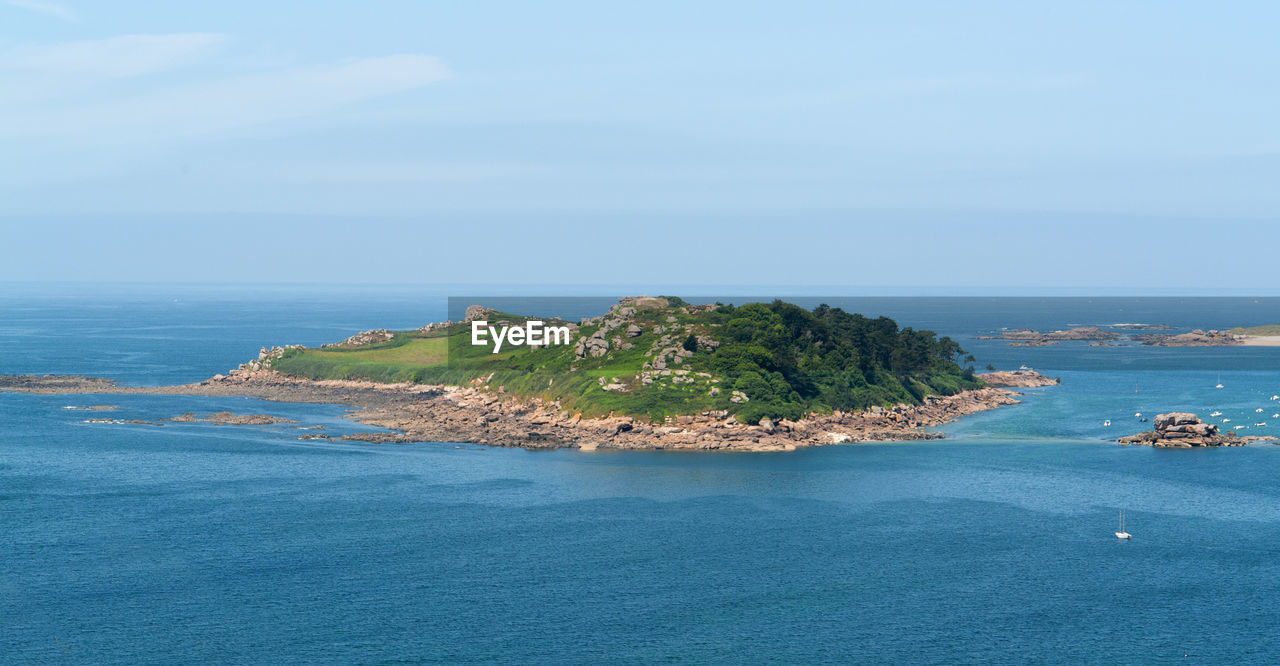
[6,284,1280,664]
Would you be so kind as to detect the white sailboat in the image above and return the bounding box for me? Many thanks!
[1215,374,1224,389]
[1116,510,1131,540]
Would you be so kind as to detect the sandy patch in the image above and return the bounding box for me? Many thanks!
[1237,336,1280,347]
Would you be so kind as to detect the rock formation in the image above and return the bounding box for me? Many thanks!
[1135,330,1241,347]
[322,330,394,348]
[980,327,1122,346]
[976,369,1059,388]
[1117,412,1250,447]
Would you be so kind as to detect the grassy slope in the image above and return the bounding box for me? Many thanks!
[1228,324,1280,336]
[304,337,448,365]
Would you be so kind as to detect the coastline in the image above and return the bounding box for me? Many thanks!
[1,370,1032,452]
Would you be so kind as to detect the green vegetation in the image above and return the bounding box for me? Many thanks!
[305,337,448,365]
[269,298,982,424]
[1228,324,1280,336]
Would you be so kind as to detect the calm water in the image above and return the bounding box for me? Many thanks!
[6,285,1280,663]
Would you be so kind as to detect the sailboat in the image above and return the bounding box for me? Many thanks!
[1216,375,1224,389]
[1116,510,1132,540]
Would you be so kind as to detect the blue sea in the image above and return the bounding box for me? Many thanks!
[7,284,1280,663]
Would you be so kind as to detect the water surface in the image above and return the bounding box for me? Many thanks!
[5,285,1280,663]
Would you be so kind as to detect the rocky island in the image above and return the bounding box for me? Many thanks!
[0,297,1053,452]
[1117,412,1275,447]
[979,327,1122,346]
[973,368,1059,388]
[1132,330,1241,347]
[980,324,1280,347]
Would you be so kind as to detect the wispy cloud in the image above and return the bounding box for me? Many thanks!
[7,0,78,22]
[4,33,228,79]
[2,52,452,139]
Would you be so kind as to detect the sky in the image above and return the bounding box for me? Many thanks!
[3,1,1280,289]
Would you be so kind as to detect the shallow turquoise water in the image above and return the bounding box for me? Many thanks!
[6,286,1280,663]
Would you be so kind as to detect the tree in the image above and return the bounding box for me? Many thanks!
[683,333,698,352]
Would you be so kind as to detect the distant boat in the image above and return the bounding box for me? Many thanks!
[1271,395,1279,401]
[1116,510,1131,540]
[1216,374,1224,389]
[1134,412,1142,418]
[1222,418,1231,423]
[1272,413,1278,419]
[1256,422,1268,427]
[1103,420,1111,427]
[1210,411,1223,417]
[1258,408,1265,413]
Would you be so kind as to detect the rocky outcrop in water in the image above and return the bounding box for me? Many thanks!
[976,369,1060,388]
[1134,330,1241,347]
[1117,412,1254,447]
[979,327,1122,346]
[166,411,297,426]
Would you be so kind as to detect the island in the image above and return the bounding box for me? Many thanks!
[1131,329,1241,346]
[975,368,1060,388]
[1117,412,1275,447]
[0,297,1057,452]
[977,327,1121,347]
[980,324,1280,347]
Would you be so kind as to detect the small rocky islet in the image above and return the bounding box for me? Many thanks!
[1117,412,1276,448]
[980,324,1270,347]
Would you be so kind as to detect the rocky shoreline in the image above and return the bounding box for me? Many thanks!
[1,371,1029,452]
[974,369,1059,388]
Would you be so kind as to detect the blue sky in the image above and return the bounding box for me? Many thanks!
[3,1,1280,288]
